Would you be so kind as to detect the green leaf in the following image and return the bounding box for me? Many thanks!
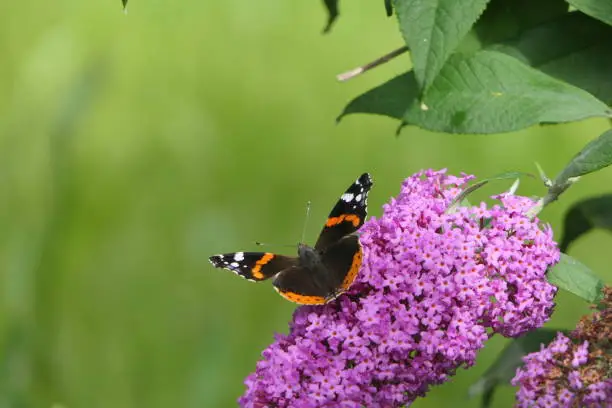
[447,180,488,214]
[405,50,612,133]
[473,0,568,45]
[340,50,612,134]
[568,0,612,26]
[501,0,568,29]
[393,0,491,92]
[385,0,393,16]
[559,195,612,252]
[122,0,127,9]
[322,0,339,33]
[547,253,604,303]
[446,171,532,213]
[340,11,612,133]
[554,129,612,185]
[337,72,417,121]
[480,171,532,183]
[468,329,561,408]
[488,12,612,104]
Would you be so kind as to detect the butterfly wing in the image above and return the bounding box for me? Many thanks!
[272,266,329,305]
[209,252,298,282]
[314,173,373,251]
[319,234,363,293]
[273,235,363,304]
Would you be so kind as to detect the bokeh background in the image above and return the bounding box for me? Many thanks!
[1,1,611,407]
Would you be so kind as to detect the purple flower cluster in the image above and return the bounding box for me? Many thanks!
[513,286,612,407]
[239,170,560,408]
[512,333,612,407]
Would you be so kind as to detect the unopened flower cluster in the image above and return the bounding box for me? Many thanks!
[513,286,612,407]
[240,169,560,408]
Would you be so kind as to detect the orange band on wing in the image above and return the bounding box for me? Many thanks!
[325,214,361,228]
[251,253,275,280]
[341,246,363,290]
[274,288,327,305]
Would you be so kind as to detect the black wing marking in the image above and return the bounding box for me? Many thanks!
[209,252,297,282]
[314,173,373,251]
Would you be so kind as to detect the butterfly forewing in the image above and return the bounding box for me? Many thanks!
[209,252,297,282]
[314,173,373,251]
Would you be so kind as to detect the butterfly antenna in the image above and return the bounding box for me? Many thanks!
[300,200,311,244]
[254,241,294,248]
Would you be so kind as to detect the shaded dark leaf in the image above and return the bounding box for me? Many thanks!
[322,0,339,33]
[393,0,490,92]
[547,254,604,303]
[385,0,393,16]
[468,329,562,407]
[122,0,127,9]
[487,12,612,104]
[568,0,612,26]
[554,129,612,186]
[474,0,569,45]
[559,195,612,252]
[338,72,418,121]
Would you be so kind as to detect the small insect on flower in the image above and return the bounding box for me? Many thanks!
[209,173,373,304]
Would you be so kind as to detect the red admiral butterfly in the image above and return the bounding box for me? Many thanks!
[209,173,373,304]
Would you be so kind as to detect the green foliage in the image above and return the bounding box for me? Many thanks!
[340,50,611,134]
[474,0,568,39]
[485,12,612,105]
[554,129,612,184]
[569,0,612,26]
[334,1,612,134]
[322,0,339,33]
[559,195,612,252]
[393,0,490,92]
[384,0,393,16]
[547,254,605,303]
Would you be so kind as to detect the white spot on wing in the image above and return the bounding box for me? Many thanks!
[341,193,354,202]
[230,262,239,268]
[234,252,244,261]
[355,194,362,202]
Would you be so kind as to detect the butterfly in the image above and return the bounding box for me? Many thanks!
[209,173,372,304]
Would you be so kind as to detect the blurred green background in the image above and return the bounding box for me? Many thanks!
[1,1,611,407]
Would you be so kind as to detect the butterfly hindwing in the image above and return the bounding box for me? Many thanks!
[314,173,373,251]
[273,235,363,305]
[208,252,297,282]
[272,266,329,305]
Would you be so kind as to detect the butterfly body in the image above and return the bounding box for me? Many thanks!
[295,244,326,283]
[209,173,372,305]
